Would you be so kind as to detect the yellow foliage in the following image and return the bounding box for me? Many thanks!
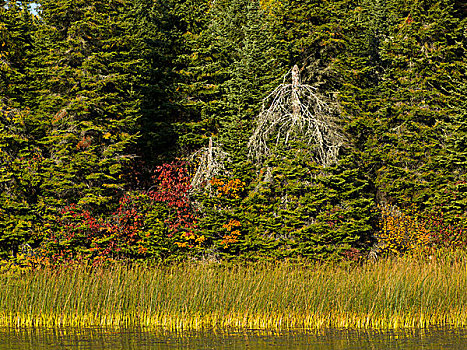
[195,235,206,243]
[259,0,283,15]
[180,231,205,248]
[377,205,431,256]
[0,253,51,276]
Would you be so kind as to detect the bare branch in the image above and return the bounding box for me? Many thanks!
[190,137,229,191]
[248,65,345,167]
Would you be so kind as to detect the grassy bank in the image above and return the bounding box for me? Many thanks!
[0,256,466,330]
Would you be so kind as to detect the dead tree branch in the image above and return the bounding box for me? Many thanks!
[190,137,229,191]
[248,65,344,167]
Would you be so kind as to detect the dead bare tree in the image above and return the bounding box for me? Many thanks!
[190,137,229,191]
[248,65,345,167]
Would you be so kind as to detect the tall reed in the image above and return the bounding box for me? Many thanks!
[0,256,466,329]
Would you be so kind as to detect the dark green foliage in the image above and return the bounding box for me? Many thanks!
[0,107,42,258]
[247,149,375,261]
[0,2,40,257]
[130,0,190,164]
[178,0,283,155]
[368,1,463,214]
[31,0,140,210]
[0,0,143,257]
[192,149,376,262]
[335,0,467,244]
[0,0,465,263]
[0,0,36,107]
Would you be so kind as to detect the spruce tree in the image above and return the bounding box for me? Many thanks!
[0,0,36,107]
[130,0,188,165]
[372,0,465,214]
[31,0,140,212]
[337,0,466,251]
[0,1,40,257]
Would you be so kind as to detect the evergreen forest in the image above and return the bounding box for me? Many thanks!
[1,0,466,266]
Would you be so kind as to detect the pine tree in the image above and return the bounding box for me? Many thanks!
[0,0,36,107]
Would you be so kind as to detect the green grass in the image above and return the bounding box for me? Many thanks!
[0,256,466,330]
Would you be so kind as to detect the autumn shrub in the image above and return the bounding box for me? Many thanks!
[0,245,51,276]
[42,201,144,265]
[377,205,431,256]
[148,161,201,249]
[377,204,467,257]
[423,209,466,251]
[37,161,201,265]
[191,174,249,260]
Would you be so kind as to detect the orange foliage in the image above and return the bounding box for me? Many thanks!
[210,178,245,199]
[76,135,92,150]
[221,219,241,248]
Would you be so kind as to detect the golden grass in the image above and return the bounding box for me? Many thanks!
[0,256,466,330]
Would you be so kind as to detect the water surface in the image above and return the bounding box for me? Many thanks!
[0,326,466,349]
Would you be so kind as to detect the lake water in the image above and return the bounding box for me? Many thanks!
[0,326,466,349]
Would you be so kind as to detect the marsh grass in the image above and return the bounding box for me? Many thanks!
[0,256,466,330]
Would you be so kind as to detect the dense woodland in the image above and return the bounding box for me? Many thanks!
[0,0,466,265]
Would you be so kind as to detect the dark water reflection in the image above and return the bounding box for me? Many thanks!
[0,326,466,349]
